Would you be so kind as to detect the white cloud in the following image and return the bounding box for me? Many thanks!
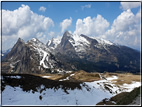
[2,4,54,50]
[103,9,141,50]
[74,15,109,37]
[120,2,140,10]
[81,4,91,10]
[111,9,135,31]
[60,17,72,33]
[39,6,46,12]
[48,31,55,37]
[74,9,140,50]
[36,32,48,44]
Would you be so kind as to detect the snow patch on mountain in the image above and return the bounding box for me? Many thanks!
[47,37,62,49]
[39,50,49,69]
[89,37,114,51]
[67,32,114,53]
[28,38,50,52]
[32,38,37,42]
[95,38,113,46]
[47,40,51,46]
[46,31,116,55]
[27,38,54,69]
[26,38,73,73]
[69,34,90,52]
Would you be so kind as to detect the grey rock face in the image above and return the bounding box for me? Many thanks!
[2,38,64,74]
[48,31,140,73]
[2,31,140,74]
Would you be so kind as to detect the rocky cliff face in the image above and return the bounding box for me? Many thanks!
[2,31,140,74]
[2,38,68,74]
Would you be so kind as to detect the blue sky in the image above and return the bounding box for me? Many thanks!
[2,2,122,31]
[1,1,141,51]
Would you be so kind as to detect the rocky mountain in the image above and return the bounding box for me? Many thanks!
[2,31,140,74]
[47,31,140,73]
[2,38,72,74]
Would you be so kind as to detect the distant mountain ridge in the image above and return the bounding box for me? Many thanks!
[1,48,12,60]
[2,31,140,74]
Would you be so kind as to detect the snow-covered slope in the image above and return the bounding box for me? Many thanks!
[2,74,141,105]
[92,37,113,45]
[2,84,112,105]
[69,33,114,53]
[68,33,90,52]
[49,31,114,53]
[46,37,62,50]
[92,37,114,50]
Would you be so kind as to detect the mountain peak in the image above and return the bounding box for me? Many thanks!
[32,38,37,42]
[30,38,40,42]
[64,30,70,34]
[63,31,72,37]
[27,38,42,44]
[17,38,25,43]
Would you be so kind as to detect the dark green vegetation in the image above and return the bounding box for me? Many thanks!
[96,86,141,105]
[1,74,83,94]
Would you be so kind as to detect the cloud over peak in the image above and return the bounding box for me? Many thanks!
[74,15,109,37]
[2,3,141,51]
[60,17,72,33]
[104,9,140,50]
[2,4,54,49]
